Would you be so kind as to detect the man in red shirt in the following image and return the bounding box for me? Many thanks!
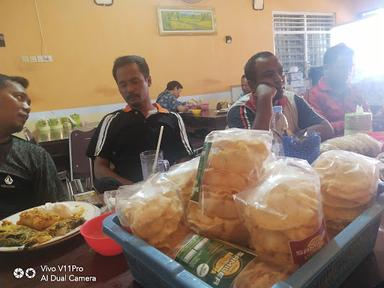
[306,43,369,136]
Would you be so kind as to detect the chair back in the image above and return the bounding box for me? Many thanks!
[69,128,96,189]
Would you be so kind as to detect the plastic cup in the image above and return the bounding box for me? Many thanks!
[140,150,169,180]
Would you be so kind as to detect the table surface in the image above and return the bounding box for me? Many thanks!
[181,109,228,118]
[1,224,384,288]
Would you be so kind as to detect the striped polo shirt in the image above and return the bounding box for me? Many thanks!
[87,103,193,183]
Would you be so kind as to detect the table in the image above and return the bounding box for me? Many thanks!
[181,110,227,149]
[181,110,227,133]
[1,225,384,288]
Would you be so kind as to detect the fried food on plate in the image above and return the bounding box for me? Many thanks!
[0,221,52,247]
[17,208,61,231]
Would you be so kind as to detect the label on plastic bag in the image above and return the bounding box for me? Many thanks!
[191,142,212,202]
[175,234,255,288]
[289,219,328,265]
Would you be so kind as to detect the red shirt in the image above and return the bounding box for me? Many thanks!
[305,78,369,136]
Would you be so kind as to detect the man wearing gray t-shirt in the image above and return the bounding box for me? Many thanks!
[0,74,67,219]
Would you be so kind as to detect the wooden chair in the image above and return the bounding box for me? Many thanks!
[68,128,96,198]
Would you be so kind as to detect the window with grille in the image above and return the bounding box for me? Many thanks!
[273,12,335,76]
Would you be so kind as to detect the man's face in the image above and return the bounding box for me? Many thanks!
[324,54,353,89]
[241,77,251,95]
[115,63,151,109]
[252,56,285,100]
[0,81,31,134]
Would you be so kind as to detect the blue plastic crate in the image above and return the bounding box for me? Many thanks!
[103,197,384,288]
[282,134,321,164]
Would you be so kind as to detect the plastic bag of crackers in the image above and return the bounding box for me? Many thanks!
[115,173,190,255]
[313,150,380,237]
[186,129,273,246]
[115,158,199,255]
[234,158,328,268]
[320,133,382,158]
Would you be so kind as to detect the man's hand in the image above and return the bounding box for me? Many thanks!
[177,104,189,113]
[251,83,277,130]
[94,157,133,185]
[254,83,277,103]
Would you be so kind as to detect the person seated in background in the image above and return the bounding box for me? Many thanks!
[156,80,188,113]
[228,74,253,114]
[240,74,252,97]
[305,43,369,136]
[227,52,334,141]
[87,56,193,191]
[308,66,323,87]
[0,74,66,219]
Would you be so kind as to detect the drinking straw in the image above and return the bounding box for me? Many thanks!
[152,126,164,174]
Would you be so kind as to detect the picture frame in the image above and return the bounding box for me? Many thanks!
[157,7,216,35]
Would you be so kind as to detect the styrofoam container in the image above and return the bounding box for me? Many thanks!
[103,196,384,288]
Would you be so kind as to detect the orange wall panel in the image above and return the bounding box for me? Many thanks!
[0,0,379,111]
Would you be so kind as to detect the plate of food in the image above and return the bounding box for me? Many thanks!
[0,201,100,252]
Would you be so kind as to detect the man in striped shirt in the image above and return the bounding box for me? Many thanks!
[87,55,193,187]
[227,52,334,141]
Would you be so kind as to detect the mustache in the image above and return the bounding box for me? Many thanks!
[124,93,139,101]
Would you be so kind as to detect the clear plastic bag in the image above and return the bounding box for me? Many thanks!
[103,184,140,213]
[232,260,291,288]
[116,173,190,252]
[234,158,327,266]
[187,128,273,245]
[313,150,380,236]
[103,190,117,212]
[165,157,200,210]
[320,133,382,158]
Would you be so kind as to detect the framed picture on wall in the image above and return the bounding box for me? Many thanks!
[157,7,216,35]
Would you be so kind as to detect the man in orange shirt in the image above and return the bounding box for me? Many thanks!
[306,43,369,136]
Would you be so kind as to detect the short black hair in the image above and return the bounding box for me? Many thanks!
[0,74,29,89]
[244,51,275,84]
[112,55,150,81]
[308,66,323,86]
[166,80,183,91]
[323,43,354,65]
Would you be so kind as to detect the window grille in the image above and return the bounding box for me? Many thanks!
[273,12,335,76]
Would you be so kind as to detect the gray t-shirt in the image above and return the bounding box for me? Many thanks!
[0,136,67,218]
